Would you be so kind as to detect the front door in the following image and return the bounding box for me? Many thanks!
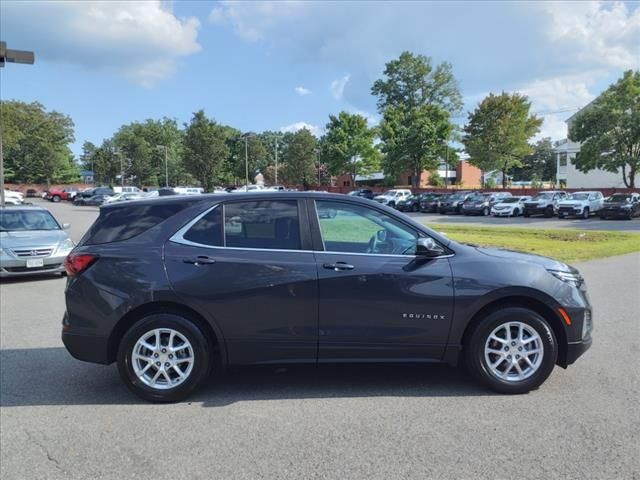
[312,200,454,361]
[164,199,318,365]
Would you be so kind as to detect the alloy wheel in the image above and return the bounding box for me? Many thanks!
[484,321,543,382]
[132,328,195,390]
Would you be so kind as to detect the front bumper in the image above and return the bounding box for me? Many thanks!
[462,205,488,215]
[0,254,68,277]
[439,204,462,214]
[558,206,583,216]
[523,205,553,215]
[563,337,593,366]
[491,208,515,217]
[600,208,632,218]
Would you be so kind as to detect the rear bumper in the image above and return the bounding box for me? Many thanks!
[62,330,111,364]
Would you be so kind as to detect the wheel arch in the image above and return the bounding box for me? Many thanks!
[457,296,568,367]
[107,301,226,368]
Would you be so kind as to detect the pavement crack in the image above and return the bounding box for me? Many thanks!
[25,430,68,475]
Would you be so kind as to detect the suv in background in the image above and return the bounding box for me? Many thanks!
[557,191,604,219]
[373,189,412,208]
[439,191,473,214]
[77,187,115,199]
[396,193,422,212]
[599,193,640,219]
[61,191,593,402]
[523,191,567,218]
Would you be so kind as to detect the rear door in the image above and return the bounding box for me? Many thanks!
[310,199,454,361]
[164,198,319,365]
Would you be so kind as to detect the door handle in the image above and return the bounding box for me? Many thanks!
[183,255,216,265]
[323,262,355,271]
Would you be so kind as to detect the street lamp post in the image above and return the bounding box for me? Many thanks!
[241,132,255,190]
[0,41,35,207]
[156,145,169,187]
[274,138,278,185]
[315,148,321,187]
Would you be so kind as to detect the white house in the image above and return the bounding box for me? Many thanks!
[554,107,636,188]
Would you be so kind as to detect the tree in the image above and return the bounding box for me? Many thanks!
[183,110,230,192]
[463,92,542,188]
[322,111,379,185]
[1,101,75,185]
[569,70,640,188]
[371,51,463,114]
[283,128,317,186]
[511,138,556,182]
[379,104,452,187]
[230,136,268,183]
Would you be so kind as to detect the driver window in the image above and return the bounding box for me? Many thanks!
[315,200,417,255]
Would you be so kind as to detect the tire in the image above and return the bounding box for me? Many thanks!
[483,207,489,217]
[599,213,606,220]
[544,206,554,218]
[582,207,589,219]
[52,195,61,203]
[388,201,395,209]
[117,313,212,403]
[412,204,419,212]
[513,208,520,217]
[463,307,557,394]
[523,211,530,218]
[558,213,564,219]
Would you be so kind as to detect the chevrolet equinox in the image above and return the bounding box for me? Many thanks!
[62,192,592,402]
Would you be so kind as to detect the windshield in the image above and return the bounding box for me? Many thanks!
[567,193,589,200]
[501,197,520,204]
[532,193,554,200]
[0,210,60,231]
[607,195,631,203]
[449,194,465,200]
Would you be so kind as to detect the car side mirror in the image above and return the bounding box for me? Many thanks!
[416,237,446,258]
[63,223,71,230]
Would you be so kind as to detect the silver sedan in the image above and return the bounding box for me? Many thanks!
[0,206,75,277]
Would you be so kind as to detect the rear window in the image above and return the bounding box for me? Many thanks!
[81,201,199,245]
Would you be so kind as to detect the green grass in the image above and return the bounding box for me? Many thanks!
[427,224,640,264]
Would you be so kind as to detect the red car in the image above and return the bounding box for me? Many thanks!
[45,187,79,202]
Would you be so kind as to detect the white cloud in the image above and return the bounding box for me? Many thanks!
[2,1,201,86]
[295,86,311,96]
[330,74,351,100]
[279,121,323,137]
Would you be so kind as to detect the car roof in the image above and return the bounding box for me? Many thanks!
[0,205,48,212]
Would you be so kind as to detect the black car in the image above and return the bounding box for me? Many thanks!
[78,187,115,199]
[395,194,421,212]
[347,189,375,200]
[419,193,444,213]
[462,192,512,216]
[73,194,109,206]
[599,193,640,219]
[438,191,473,214]
[63,192,593,402]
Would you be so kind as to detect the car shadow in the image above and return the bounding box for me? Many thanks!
[0,274,65,285]
[0,347,493,407]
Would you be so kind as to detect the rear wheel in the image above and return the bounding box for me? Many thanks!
[544,206,554,218]
[412,203,419,212]
[513,208,520,217]
[117,313,212,403]
[464,307,557,394]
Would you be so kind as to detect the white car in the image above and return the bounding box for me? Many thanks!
[104,192,145,204]
[557,191,604,219]
[174,187,204,195]
[373,189,412,208]
[491,196,531,217]
[3,190,24,205]
[113,186,142,194]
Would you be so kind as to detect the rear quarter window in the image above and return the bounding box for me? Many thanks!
[81,201,200,245]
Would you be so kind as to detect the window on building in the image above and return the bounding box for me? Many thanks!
[559,153,567,167]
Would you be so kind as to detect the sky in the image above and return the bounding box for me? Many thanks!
[1,1,639,157]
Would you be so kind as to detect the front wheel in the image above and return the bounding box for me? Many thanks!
[513,208,520,217]
[544,206,554,218]
[483,207,489,216]
[582,207,589,219]
[117,313,212,403]
[52,195,61,203]
[464,307,557,394]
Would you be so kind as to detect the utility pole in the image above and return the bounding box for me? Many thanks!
[0,41,35,207]
[156,145,169,187]
[241,132,255,190]
[315,148,321,187]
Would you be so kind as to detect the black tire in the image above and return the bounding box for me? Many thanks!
[388,201,395,209]
[483,207,489,216]
[582,207,589,219]
[463,307,557,394]
[412,203,419,212]
[558,213,564,219]
[523,211,530,218]
[513,208,520,217]
[52,195,61,203]
[544,206,554,218]
[117,313,212,403]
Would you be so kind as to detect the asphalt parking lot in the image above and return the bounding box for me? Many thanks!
[1,200,639,479]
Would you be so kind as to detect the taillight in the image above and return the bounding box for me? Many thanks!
[65,253,98,277]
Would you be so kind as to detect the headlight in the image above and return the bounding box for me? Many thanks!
[620,204,632,209]
[56,238,75,253]
[547,269,584,288]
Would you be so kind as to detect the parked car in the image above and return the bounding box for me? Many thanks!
[104,192,145,204]
[396,193,422,212]
[347,189,375,200]
[26,189,39,198]
[62,192,593,402]
[523,191,567,218]
[3,190,24,205]
[491,196,531,217]
[438,191,473,214]
[557,191,604,219]
[419,193,445,213]
[77,187,115,199]
[462,192,512,216]
[73,194,110,206]
[599,193,640,219]
[113,186,142,194]
[373,189,412,208]
[0,205,74,277]
[45,187,80,202]
[174,187,204,195]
